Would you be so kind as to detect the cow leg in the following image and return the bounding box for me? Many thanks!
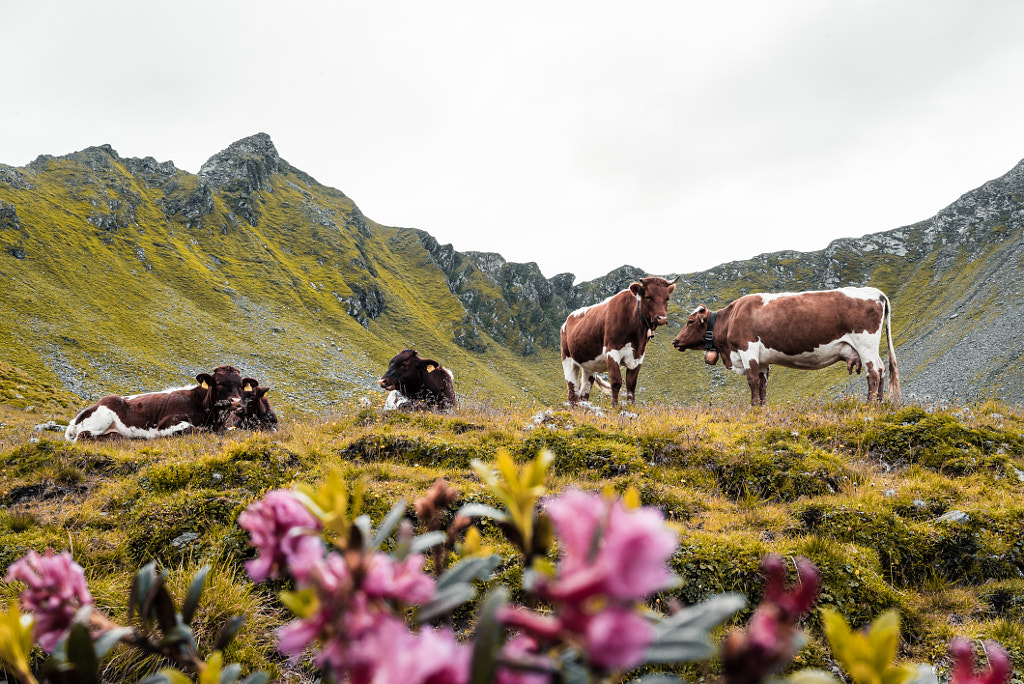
[605,356,623,407]
[624,366,641,404]
[745,361,765,407]
[759,366,769,405]
[562,358,582,407]
[866,361,882,402]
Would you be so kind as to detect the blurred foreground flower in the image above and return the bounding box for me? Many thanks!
[720,555,821,684]
[949,639,1013,684]
[499,488,679,672]
[5,550,93,653]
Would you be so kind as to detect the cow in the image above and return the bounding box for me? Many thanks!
[64,365,250,441]
[671,286,900,406]
[378,349,457,411]
[560,276,677,408]
[224,379,279,431]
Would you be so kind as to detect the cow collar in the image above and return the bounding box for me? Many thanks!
[704,311,717,351]
[636,298,656,338]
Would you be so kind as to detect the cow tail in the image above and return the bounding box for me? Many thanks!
[883,293,901,403]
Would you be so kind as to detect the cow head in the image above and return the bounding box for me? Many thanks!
[672,305,710,351]
[196,365,246,414]
[629,276,677,330]
[379,349,439,396]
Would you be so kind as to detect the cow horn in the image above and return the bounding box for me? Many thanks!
[670,274,681,284]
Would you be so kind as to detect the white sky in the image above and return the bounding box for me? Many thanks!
[4,1,1024,282]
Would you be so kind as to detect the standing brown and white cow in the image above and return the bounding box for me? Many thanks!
[560,276,677,407]
[671,286,900,406]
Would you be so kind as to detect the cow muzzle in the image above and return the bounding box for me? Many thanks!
[654,315,668,327]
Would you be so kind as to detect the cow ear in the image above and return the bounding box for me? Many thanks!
[196,373,214,390]
[667,283,676,294]
[628,282,644,297]
[420,358,440,372]
[242,378,260,392]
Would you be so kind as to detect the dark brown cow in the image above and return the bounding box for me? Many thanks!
[560,276,677,407]
[671,286,900,406]
[64,365,250,441]
[378,349,457,411]
[224,379,279,431]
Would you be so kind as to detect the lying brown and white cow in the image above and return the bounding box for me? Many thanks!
[378,349,457,411]
[560,276,677,407]
[224,379,279,431]
[64,365,251,441]
[671,286,900,406]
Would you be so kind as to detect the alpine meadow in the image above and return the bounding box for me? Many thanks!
[0,133,1022,684]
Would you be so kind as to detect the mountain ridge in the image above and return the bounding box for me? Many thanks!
[1,133,1022,411]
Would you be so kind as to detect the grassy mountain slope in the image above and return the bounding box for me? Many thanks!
[1,133,1022,413]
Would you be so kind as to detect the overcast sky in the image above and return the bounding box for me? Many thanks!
[5,1,1024,282]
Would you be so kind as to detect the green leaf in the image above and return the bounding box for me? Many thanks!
[240,672,270,684]
[788,670,843,684]
[436,555,501,591]
[183,564,211,626]
[66,623,98,684]
[410,531,447,554]
[417,583,477,623]
[213,615,246,651]
[130,562,157,625]
[647,593,746,664]
[239,672,271,684]
[469,587,508,684]
[94,626,134,659]
[455,503,509,522]
[220,662,242,684]
[371,500,408,549]
[279,589,318,618]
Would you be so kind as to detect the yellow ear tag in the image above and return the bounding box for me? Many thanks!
[201,381,209,389]
[244,383,253,392]
[426,365,436,372]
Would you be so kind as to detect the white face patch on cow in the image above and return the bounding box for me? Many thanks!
[65,405,194,442]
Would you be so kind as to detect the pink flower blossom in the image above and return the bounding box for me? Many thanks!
[362,552,436,604]
[500,490,674,672]
[543,489,678,602]
[494,635,553,684]
[584,605,654,670]
[238,489,323,583]
[5,549,93,653]
[950,639,1013,684]
[720,555,822,684]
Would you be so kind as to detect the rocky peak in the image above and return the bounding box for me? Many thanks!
[198,132,281,193]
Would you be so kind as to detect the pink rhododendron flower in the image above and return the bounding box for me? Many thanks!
[950,639,1013,684]
[720,555,822,684]
[494,635,553,684]
[500,489,675,672]
[363,552,436,604]
[544,489,677,603]
[583,605,654,670]
[5,549,94,653]
[238,489,323,583]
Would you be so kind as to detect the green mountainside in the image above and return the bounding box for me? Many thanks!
[1,133,1022,414]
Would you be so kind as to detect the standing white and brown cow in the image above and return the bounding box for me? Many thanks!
[671,286,900,406]
[560,276,677,408]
